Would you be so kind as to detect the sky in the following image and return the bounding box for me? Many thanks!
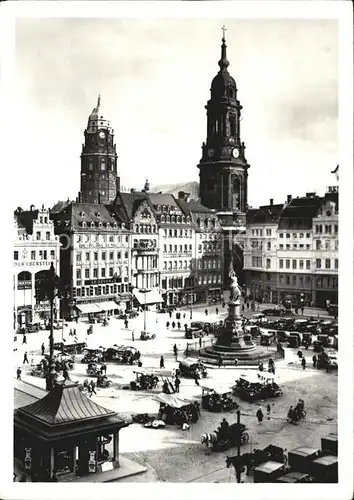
[13,17,338,209]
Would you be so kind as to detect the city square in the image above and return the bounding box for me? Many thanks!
[8,6,349,493]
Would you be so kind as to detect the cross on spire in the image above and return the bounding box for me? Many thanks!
[222,25,227,41]
[97,94,101,107]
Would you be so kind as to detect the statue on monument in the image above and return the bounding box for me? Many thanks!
[229,257,241,303]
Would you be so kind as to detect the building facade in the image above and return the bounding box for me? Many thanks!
[52,203,131,318]
[13,206,60,330]
[244,189,339,307]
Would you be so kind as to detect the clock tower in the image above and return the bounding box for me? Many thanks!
[80,96,120,204]
[198,29,250,228]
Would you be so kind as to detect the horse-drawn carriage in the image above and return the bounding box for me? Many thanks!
[287,405,306,424]
[201,422,249,454]
[104,345,140,365]
[233,371,282,402]
[53,339,87,354]
[130,369,173,391]
[86,362,103,377]
[178,358,208,379]
[200,383,239,412]
[81,348,104,364]
[96,373,112,388]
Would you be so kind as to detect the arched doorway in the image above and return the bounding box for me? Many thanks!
[17,271,33,328]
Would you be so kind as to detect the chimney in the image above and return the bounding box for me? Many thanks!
[78,192,81,203]
[287,195,292,203]
[30,204,35,211]
[116,176,120,193]
[178,191,190,202]
[306,192,316,198]
[130,188,135,193]
[269,199,273,206]
[98,192,101,204]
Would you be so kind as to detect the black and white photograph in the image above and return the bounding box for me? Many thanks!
[1,1,353,499]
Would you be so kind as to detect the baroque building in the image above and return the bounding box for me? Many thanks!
[13,206,60,330]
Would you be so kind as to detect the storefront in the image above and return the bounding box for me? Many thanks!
[14,380,129,482]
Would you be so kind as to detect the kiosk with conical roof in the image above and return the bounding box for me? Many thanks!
[14,380,129,481]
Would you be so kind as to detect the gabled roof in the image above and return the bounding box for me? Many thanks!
[247,204,284,225]
[51,200,71,214]
[147,193,180,209]
[17,380,116,426]
[51,202,120,232]
[279,196,324,230]
[185,200,215,214]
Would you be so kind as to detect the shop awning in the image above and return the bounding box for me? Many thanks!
[152,393,192,409]
[133,289,163,305]
[75,303,102,314]
[97,301,120,312]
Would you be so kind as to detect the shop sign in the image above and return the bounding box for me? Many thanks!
[84,278,118,286]
[78,243,116,249]
[14,261,54,268]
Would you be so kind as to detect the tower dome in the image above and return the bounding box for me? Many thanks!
[87,95,113,134]
[211,32,237,99]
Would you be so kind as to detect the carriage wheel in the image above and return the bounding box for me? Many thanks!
[301,410,307,418]
[241,433,249,445]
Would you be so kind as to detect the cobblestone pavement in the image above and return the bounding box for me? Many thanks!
[14,308,337,483]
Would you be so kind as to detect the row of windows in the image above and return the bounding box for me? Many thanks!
[164,244,192,253]
[252,257,263,267]
[76,251,129,262]
[161,278,184,290]
[163,229,193,238]
[76,267,128,280]
[197,274,222,285]
[14,250,55,261]
[279,258,338,270]
[135,225,157,234]
[279,232,312,239]
[160,215,191,225]
[163,260,191,271]
[38,216,49,224]
[278,274,338,289]
[87,162,115,172]
[251,241,272,250]
[251,229,273,237]
[74,283,129,298]
[279,244,311,250]
[35,231,52,241]
[315,224,338,234]
[315,240,338,250]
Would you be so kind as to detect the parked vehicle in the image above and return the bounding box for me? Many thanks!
[294,319,309,332]
[276,472,313,483]
[260,331,275,346]
[310,455,338,483]
[178,358,207,378]
[233,371,282,402]
[185,327,203,339]
[201,383,238,412]
[253,461,286,483]
[276,330,289,343]
[287,333,301,348]
[81,349,104,364]
[140,331,156,341]
[104,345,140,364]
[301,333,312,347]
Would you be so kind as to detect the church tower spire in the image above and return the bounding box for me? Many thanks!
[80,96,120,204]
[197,28,250,225]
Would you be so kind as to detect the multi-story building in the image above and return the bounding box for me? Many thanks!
[312,186,339,306]
[13,206,60,329]
[244,189,339,307]
[51,202,131,318]
[244,199,285,303]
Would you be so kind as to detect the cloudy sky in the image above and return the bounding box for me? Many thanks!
[14,16,338,208]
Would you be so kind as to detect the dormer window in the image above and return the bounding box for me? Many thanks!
[187,216,191,223]
[157,205,161,212]
[96,212,101,218]
[80,211,85,217]
[106,222,110,228]
[166,216,170,223]
[113,222,117,228]
[161,215,165,222]
[171,216,175,223]
[82,221,86,228]
[91,222,95,228]
[121,223,125,229]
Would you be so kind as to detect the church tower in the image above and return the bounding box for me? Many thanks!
[80,96,120,204]
[198,29,250,228]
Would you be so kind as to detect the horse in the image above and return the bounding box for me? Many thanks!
[201,432,218,455]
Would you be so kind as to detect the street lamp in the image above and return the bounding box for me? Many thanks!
[35,262,66,391]
[139,288,151,332]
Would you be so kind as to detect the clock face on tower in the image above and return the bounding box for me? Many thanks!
[99,131,105,139]
[232,148,240,159]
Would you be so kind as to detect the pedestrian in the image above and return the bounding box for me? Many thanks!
[73,328,76,336]
[312,354,317,368]
[16,367,22,380]
[63,366,69,381]
[90,379,97,396]
[160,355,165,369]
[216,307,219,315]
[173,344,178,360]
[172,321,176,329]
[258,361,264,372]
[183,313,186,320]
[184,323,188,332]
[241,304,245,311]
[301,306,304,315]
[23,352,29,364]
[256,408,264,424]
[132,331,135,342]
[69,328,73,336]
[199,336,202,348]
[205,309,208,316]
[194,371,200,386]
[177,322,181,330]
[169,311,172,319]
[246,302,249,310]
[234,358,238,367]
[22,333,27,345]
[137,360,143,368]
[175,376,181,393]
[218,356,223,368]
[41,343,45,356]
[266,403,271,419]
[301,357,306,370]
